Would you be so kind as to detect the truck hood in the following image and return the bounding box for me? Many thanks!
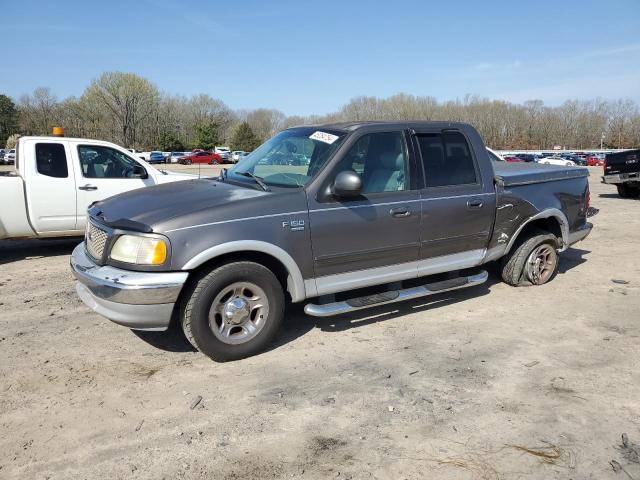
[92,179,269,230]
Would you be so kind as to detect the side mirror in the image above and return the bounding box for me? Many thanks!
[132,165,148,179]
[332,170,362,198]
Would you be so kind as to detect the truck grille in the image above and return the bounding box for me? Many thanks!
[86,221,109,260]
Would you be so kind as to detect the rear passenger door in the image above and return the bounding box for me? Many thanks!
[24,140,78,233]
[413,129,496,273]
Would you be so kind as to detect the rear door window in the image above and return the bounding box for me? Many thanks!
[36,143,68,178]
[417,131,478,187]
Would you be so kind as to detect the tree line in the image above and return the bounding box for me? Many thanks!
[1,72,639,151]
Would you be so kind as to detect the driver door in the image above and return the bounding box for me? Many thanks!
[70,142,153,230]
[307,130,421,296]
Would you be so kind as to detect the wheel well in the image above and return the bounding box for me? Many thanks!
[189,251,290,296]
[510,217,563,252]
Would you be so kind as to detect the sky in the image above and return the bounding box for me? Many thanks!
[2,0,640,116]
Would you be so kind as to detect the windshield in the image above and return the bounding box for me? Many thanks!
[229,127,347,187]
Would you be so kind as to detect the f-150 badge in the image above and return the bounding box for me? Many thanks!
[282,220,305,231]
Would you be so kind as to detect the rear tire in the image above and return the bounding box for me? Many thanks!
[617,184,640,198]
[181,262,285,362]
[501,230,559,286]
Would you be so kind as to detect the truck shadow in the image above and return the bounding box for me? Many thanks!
[132,249,591,356]
[599,193,639,200]
[558,247,590,274]
[0,237,82,266]
[132,323,197,353]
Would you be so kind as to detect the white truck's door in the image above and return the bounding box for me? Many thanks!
[23,139,79,233]
[69,142,155,231]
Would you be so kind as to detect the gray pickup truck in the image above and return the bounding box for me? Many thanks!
[71,121,593,361]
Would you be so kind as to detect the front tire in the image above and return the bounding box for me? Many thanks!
[181,262,285,361]
[501,230,559,286]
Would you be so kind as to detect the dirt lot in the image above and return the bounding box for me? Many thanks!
[1,167,639,480]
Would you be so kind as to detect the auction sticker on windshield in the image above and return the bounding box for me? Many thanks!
[309,131,339,144]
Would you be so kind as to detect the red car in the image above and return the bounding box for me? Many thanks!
[504,156,524,163]
[178,151,223,165]
[587,155,604,166]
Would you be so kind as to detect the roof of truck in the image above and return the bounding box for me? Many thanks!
[293,121,473,132]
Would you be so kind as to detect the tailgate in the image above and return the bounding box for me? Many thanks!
[604,149,640,175]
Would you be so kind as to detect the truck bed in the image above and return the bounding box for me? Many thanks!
[493,162,589,187]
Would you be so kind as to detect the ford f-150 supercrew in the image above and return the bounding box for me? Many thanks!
[0,135,194,240]
[71,122,593,361]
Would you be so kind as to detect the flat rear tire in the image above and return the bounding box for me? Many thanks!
[501,230,559,286]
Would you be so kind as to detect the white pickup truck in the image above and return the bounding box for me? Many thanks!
[0,136,194,240]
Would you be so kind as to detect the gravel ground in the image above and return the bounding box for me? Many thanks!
[1,167,639,480]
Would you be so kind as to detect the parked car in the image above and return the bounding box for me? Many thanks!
[70,121,593,362]
[514,153,538,163]
[504,156,524,163]
[214,146,231,161]
[560,153,587,166]
[126,148,146,161]
[0,136,195,240]
[178,151,223,165]
[169,151,188,163]
[539,156,576,167]
[587,155,604,167]
[602,149,640,198]
[148,151,166,164]
[231,151,249,163]
[5,149,16,165]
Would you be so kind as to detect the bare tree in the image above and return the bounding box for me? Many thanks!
[83,72,160,147]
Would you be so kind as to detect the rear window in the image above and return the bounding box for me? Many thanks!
[417,131,478,187]
[36,143,68,178]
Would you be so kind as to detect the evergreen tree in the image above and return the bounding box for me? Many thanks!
[230,122,261,151]
[194,121,220,150]
[0,94,18,147]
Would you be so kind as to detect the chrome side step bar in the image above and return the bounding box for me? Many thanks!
[304,270,488,317]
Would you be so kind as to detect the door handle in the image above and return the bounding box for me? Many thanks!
[389,206,410,218]
[467,199,483,210]
[79,185,98,191]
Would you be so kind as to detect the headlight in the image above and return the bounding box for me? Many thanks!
[110,235,168,265]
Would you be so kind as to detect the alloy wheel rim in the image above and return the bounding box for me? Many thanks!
[208,282,269,345]
[525,244,557,285]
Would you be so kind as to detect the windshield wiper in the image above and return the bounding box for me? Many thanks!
[238,171,270,191]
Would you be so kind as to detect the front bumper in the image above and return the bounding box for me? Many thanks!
[567,222,593,246]
[70,243,189,331]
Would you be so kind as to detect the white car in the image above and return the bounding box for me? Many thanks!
[538,156,576,167]
[231,150,249,163]
[214,146,231,161]
[169,151,189,163]
[4,149,16,165]
[0,136,195,240]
